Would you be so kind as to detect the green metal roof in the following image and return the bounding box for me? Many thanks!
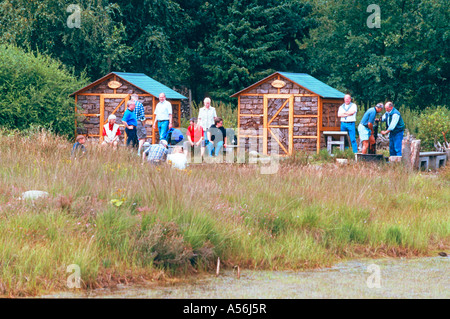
[278,72,345,99]
[112,72,187,99]
[70,72,187,99]
[231,72,345,99]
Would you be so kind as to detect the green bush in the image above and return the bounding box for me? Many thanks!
[332,148,354,160]
[400,106,420,137]
[416,106,450,151]
[0,44,88,138]
[312,149,333,162]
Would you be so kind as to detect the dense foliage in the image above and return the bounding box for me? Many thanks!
[416,106,450,150]
[1,0,447,107]
[0,44,88,137]
[303,0,450,110]
[0,0,448,138]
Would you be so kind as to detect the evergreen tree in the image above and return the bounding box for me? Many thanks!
[201,0,314,102]
[0,0,131,80]
[302,0,449,110]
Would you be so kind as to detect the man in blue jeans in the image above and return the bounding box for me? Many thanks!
[122,101,138,148]
[338,94,358,153]
[206,117,227,157]
[380,101,405,156]
[153,92,172,141]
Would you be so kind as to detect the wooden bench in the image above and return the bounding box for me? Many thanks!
[419,151,447,170]
[323,131,350,155]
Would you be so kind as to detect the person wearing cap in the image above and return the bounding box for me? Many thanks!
[122,100,138,149]
[184,117,205,160]
[142,140,169,165]
[131,94,147,156]
[380,101,405,156]
[338,94,358,153]
[153,92,172,142]
[102,114,121,149]
[358,103,384,154]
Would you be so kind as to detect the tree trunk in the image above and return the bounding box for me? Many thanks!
[410,139,421,170]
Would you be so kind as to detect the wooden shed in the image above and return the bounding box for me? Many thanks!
[70,72,187,143]
[231,72,345,155]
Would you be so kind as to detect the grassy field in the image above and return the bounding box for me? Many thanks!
[0,129,449,297]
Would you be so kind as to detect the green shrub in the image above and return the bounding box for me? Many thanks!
[312,149,333,162]
[332,148,354,160]
[134,221,195,270]
[416,106,450,151]
[400,106,420,137]
[386,226,403,245]
[282,150,311,166]
[0,44,88,138]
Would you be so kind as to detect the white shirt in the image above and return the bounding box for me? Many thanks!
[382,111,400,131]
[154,100,172,121]
[103,123,119,143]
[338,103,357,122]
[198,106,217,131]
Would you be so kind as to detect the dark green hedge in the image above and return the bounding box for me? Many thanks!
[0,44,88,139]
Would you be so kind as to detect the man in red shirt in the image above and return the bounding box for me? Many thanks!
[102,114,121,149]
[184,117,204,161]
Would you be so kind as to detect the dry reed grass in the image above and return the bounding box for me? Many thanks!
[0,129,448,296]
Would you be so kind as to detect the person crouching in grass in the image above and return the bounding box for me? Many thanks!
[71,135,87,159]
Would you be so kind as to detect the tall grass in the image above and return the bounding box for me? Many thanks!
[0,129,448,296]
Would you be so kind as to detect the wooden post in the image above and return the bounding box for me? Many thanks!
[263,96,268,155]
[237,96,241,147]
[401,134,421,170]
[74,95,78,139]
[99,96,105,142]
[317,97,323,154]
[410,139,421,170]
[401,137,411,169]
[152,96,156,144]
[289,95,294,155]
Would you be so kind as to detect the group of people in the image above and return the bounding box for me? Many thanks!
[141,97,229,167]
[74,93,229,168]
[73,92,405,163]
[338,94,405,156]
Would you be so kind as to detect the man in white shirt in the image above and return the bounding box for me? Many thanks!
[153,92,172,142]
[338,94,358,153]
[198,97,217,148]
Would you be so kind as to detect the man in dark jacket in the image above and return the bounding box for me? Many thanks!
[380,101,405,156]
[206,117,227,157]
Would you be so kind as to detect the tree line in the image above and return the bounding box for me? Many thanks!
[0,0,448,109]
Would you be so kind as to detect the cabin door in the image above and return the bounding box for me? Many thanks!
[263,94,294,155]
[99,94,129,142]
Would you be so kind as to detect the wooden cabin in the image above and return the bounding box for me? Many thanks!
[231,72,345,155]
[70,72,187,143]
